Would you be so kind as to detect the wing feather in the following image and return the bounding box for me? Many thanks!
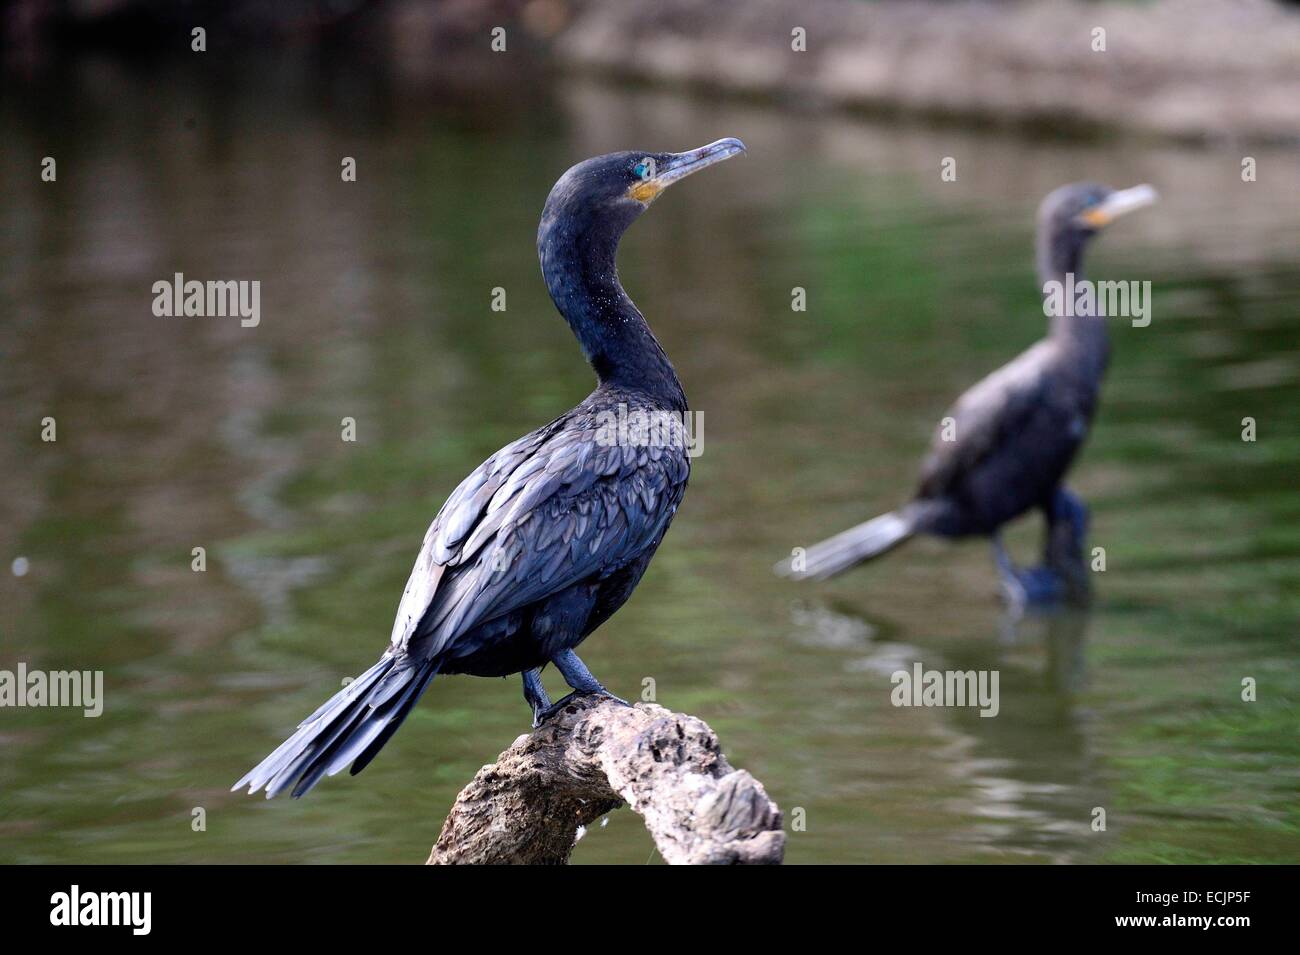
[918,342,1054,498]
[387,410,688,661]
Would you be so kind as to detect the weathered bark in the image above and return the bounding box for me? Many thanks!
[428,697,784,865]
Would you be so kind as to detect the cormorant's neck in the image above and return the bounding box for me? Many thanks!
[539,212,687,411]
[1037,226,1108,365]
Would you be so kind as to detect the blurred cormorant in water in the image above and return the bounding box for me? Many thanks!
[778,182,1157,607]
[236,138,746,798]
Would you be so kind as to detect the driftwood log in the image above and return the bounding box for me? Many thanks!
[428,697,784,864]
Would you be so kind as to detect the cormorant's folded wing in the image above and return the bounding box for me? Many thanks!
[917,342,1054,498]
[385,423,554,653]
[388,417,688,659]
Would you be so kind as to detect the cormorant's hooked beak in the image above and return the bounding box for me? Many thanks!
[1077,184,1159,228]
[628,138,747,204]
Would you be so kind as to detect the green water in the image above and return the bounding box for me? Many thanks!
[1,58,1297,864]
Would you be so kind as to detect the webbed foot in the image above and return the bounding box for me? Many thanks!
[534,688,630,726]
[994,536,1069,611]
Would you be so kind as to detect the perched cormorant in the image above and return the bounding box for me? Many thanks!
[235,138,745,798]
[777,182,1157,607]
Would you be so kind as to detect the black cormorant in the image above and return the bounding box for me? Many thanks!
[235,138,746,798]
[777,182,1157,607]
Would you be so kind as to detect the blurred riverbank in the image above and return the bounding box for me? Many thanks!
[7,0,1300,143]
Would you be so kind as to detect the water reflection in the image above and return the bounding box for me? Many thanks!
[792,599,1098,862]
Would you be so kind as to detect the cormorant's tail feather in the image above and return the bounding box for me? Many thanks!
[776,502,928,581]
[348,673,429,776]
[232,655,438,799]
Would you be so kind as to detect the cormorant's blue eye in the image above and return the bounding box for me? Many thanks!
[633,162,648,179]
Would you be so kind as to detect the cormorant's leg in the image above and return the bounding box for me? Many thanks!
[521,668,552,728]
[1044,487,1089,566]
[993,534,1028,612]
[551,648,609,695]
[1043,488,1092,604]
[534,649,629,723]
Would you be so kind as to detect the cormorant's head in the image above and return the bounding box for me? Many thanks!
[1039,181,1158,240]
[538,138,747,259]
[1037,181,1158,277]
